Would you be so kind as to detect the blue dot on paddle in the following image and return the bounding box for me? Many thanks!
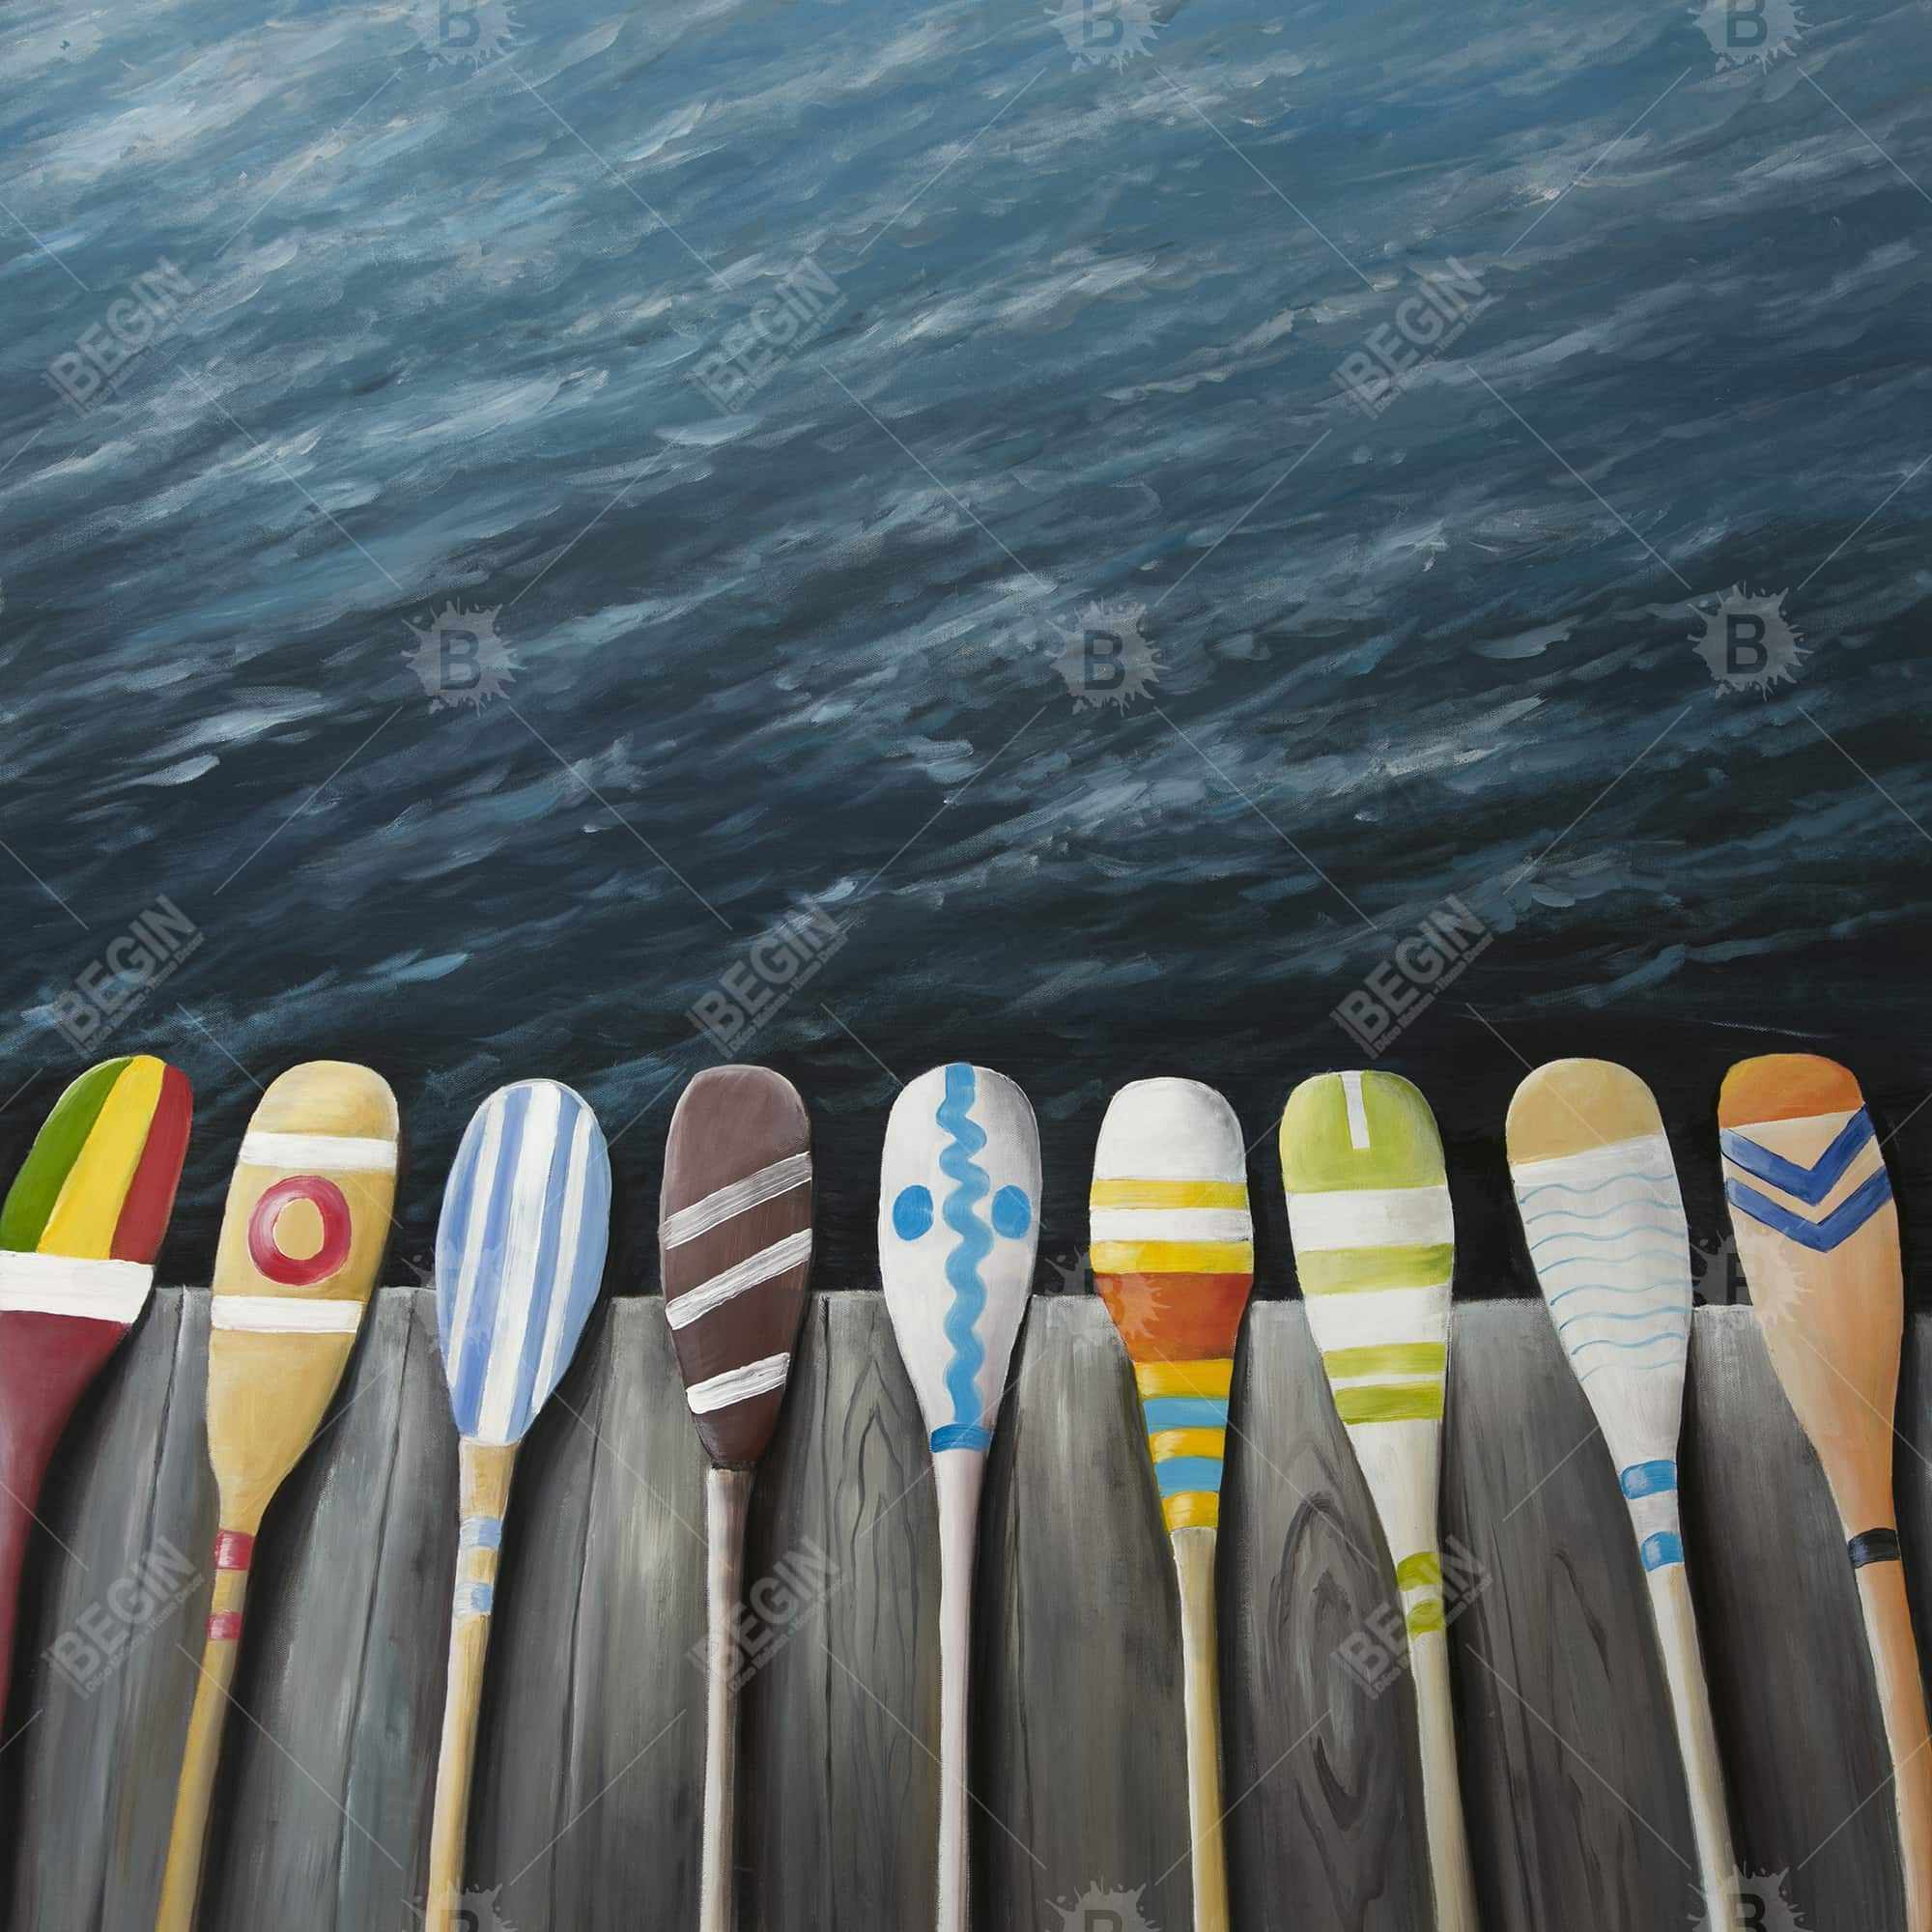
[892,1184,934,1239]
[990,1185,1032,1238]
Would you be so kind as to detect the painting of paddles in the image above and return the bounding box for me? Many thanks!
[880,1065,1039,1932]
[661,1065,813,1932]
[1719,1053,1932,1932]
[1090,1076,1254,1932]
[154,1061,398,1932]
[1506,1059,1739,1932]
[1280,1069,1479,1932]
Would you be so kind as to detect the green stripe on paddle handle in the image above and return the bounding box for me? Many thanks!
[0,1059,130,1252]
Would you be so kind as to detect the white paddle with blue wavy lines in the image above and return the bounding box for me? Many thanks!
[880,1064,1040,1932]
[1508,1059,1740,1932]
[425,1080,611,1932]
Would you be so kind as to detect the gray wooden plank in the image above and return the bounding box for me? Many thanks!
[1222,1300,1430,1932]
[1447,1300,1697,1931]
[980,1294,1195,1929]
[8,1289,201,1932]
[204,1286,426,1929]
[740,1292,940,1932]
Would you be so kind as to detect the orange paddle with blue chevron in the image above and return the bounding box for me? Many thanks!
[1721,1053,1932,1932]
[0,1055,190,1724]
[1092,1077,1252,1932]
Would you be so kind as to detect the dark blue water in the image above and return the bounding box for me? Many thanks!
[3,0,1927,1297]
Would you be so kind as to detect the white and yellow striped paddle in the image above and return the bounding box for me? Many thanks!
[1281,1069,1478,1932]
[1091,1077,1254,1932]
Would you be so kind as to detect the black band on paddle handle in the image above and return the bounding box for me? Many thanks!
[1848,1528,1903,1570]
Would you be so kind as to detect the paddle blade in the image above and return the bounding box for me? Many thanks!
[1719,1053,1900,1531]
[1091,1078,1251,1532]
[436,1081,611,1448]
[879,1065,1039,1453]
[0,1054,190,1321]
[208,1062,398,1529]
[660,1066,812,1468]
[1506,1060,1690,1473]
[1281,1071,1452,1570]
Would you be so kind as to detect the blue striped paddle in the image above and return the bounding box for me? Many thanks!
[425,1080,611,1931]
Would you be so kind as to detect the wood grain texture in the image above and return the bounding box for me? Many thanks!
[1,1293,1930,1931]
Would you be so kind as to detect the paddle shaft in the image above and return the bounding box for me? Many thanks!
[1854,1554,1932,1932]
[426,1438,518,1932]
[0,1439,55,1729]
[699,1465,753,1932]
[1168,1526,1230,1932]
[933,1448,983,1932]
[156,1542,252,1932]
[1643,1559,1738,1930]
[1406,1622,1479,1932]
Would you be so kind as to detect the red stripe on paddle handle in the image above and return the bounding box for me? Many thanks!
[110,1064,192,1264]
[213,1530,254,1573]
[205,1611,243,1642]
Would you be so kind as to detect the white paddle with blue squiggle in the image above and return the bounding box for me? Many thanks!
[426,1080,612,1932]
[1508,1059,1740,1932]
[880,1064,1039,1932]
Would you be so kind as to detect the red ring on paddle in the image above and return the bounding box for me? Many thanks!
[246,1175,353,1287]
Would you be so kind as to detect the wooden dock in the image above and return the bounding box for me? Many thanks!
[2,1289,1925,1930]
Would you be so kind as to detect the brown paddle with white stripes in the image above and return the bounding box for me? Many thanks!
[660,1066,812,1932]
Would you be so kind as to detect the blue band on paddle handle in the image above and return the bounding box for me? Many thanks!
[1142,1395,1231,1432]
[459,1515,504,1551]
[930,1423,991,1453]
[452,1577,495,1623]
[454,1580,496,1618]
[1639,1532,1683,1572]
[1849,1528,1902,1570]
[1619,1459,1678,1499]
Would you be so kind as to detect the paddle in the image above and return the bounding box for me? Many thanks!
[1719,1052,1930,1929]
[1090,1076,1251,1932]
[0,1054,190,1722]
[1280,1070,1478,1932]
[155,1061,398,1932]
[1507,1058,1738,1930]
[660,1065,812,1932]
[426,1080,611,1932]
[880,1064,1039,1932]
